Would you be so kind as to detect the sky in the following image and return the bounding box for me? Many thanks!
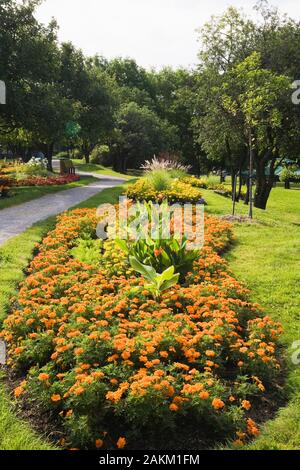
[36,0,300,70]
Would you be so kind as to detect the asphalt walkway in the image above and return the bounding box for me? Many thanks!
[0,173,125,246]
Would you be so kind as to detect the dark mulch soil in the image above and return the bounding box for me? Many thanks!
[1,355,288,451]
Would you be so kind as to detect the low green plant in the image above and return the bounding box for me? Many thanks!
[129,256,179,298]
[116,201,200,280]
[117,237,198,281]
[71,238,103,265]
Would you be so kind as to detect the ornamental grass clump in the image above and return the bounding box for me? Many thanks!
[1,208,283,450]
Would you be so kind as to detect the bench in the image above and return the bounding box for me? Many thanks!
[60,158,76,175]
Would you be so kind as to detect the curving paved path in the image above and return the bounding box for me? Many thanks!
[0,172,125,246]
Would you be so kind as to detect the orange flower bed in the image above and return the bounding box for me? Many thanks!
[1,209,282,449]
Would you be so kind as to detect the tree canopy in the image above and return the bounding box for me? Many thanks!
[1,0,300,207]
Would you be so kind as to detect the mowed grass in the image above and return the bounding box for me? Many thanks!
[73,159,133,180]
[0,176,96,210]
[0,181,299,449]
[202,187,300,449]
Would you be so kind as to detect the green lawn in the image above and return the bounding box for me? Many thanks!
[72,159,133,180]
[202,187,300,450]
[0,183,299,449]
[0,176,96,210]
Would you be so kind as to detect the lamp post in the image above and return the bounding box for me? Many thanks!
[249,128,254,219]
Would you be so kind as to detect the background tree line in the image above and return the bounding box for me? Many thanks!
[1,0,300,208]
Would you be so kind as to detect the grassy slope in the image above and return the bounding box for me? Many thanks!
[72,159,133,180]
[0,181,299,449]
[0,176,96,210]
[202,187,300,449]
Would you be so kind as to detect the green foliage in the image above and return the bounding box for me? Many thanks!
[118,236,199,281]
[144,169,172,191]
[116,200,199,281]
[71,238,103,266]
[129,256,179,298]
[111,102,179,172]
[16,158,49,178]
[90,145,110,164]
[280,165,300,183]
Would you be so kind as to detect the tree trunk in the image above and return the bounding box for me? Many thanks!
[285,180,290,189]
[237,167,243,202]
[231,168,236,201]
[254,154,275,210]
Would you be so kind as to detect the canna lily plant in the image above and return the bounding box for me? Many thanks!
[129,256,179,299]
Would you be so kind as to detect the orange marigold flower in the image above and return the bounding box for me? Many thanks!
[199,391,210,400]
[14,386,25,398]
[95,439,104,449]
[159,351,169,358]
[38,373,50,382]
[51,394,61,402]
[247,418,260,436]
[14,347,24,355]
[233,439,244,448]
[121,351,131,360]
[74,348,84,356]
[212,398,225,410]
[242,400,251,411]
[116,437,126,449]
[169,403,179,412]
[205,350,216,358]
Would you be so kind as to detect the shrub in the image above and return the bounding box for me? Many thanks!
[182,176,209,189]
[90,145,110,164]
[1,208,282,450]
[280,165,300,183]
[17,157,49,178]
[212,184,247,200]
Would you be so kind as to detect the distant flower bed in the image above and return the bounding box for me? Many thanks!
[16,174,80,187]
[183,177,247,200]
[213,184,247,200]
[126,179,205,204]
[1,208,283,450]
[0,176,14,198]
